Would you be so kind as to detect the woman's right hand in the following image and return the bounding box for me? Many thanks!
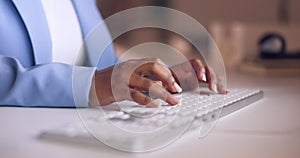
[93,58,181,107]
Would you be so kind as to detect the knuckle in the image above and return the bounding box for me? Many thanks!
[147,58,164,66]
[196,60,203,66]
[154,58,163,63]
[142,79,153,88]
[193,58,203,66]
[149,58,161,63]
[149,62,161,71]
[143,96,151,104]
[130,90,138,99]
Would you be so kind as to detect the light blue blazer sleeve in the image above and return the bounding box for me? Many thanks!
[0,0,117,107]
[0,56,97,107]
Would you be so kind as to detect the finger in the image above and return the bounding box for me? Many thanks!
[136,60,182,93]
[217,83,229,94]
[154,80,163,87]
[129,74,157,91]
[129,88,157,107]
[129,88,179,108]
[205,66,217,93]
[129,75,180,105]
[190,59,207,82]
[216,76,229,94]
[169,61,199,91]
[148,83,180,105]
[205,67,229,94]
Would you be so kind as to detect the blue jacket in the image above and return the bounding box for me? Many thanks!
[0,0,117,107]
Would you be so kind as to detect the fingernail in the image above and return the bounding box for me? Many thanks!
[201,73,207,82]
[200,68,207,82]
[174,82,182,93]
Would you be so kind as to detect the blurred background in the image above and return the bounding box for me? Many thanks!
[97,0,300,75]
[98,0,300,27]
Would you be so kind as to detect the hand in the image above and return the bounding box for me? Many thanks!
[170,58,228,94]
[94,58,181,107]
[93,58,227,107]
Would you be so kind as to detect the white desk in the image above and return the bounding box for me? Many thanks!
[1,72,300,158]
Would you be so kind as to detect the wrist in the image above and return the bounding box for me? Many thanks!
[93,68,115,106]
[88,74,99,107]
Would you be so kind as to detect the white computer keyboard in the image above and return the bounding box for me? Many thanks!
[39,89,263,151]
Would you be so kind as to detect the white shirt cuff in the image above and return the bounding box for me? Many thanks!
[73,66,96,108]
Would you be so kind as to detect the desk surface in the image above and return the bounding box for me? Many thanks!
[1,72,300,158]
